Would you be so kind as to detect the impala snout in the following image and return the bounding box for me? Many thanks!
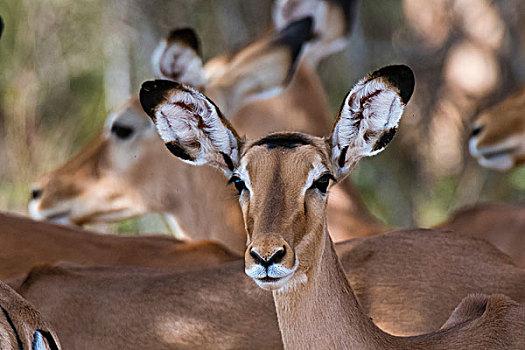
[31,187,43,200]
[469,124,520,170]
[245,238,296,290]
[29,179,76,225]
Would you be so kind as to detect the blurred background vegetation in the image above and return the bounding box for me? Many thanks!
[0,0,524,234]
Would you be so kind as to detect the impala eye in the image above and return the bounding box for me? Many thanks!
[310,174,334,194]
[228,176,247,195]
[111,123,134,139]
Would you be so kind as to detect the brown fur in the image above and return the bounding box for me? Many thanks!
[0,213,238,286]
[474,86,525,150]
[439,202,525,267]
[0,280,61,349]
[14,229,525,349]
[17,262,280,350]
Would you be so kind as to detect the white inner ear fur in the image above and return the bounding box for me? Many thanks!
[154,88,239,172]
[152,41,206,88]
[331,78,404,175]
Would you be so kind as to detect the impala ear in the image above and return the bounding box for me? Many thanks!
[330,65,415,178]
[204,17,313,115]
[272,0,359,66]
[0,16,4,39]
[139,80,241,176]
[151,28,206,89]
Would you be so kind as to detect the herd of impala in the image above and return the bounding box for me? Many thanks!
[1,0,524,349]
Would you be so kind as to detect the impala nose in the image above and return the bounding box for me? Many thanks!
[470,124,483,137]
[250,246,287,268]
[31,187,43,200]
[245,239,297,289]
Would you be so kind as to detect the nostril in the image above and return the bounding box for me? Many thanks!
[471,125,483,137]
[31,188,43,200]
[250,247,287,267]
[250,249,264,265]
[270,246,286,264]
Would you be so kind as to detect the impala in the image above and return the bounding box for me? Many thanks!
[30,5,386,255]
[469,84,525,170]
[141,65,525,349]
[0,280,61,350]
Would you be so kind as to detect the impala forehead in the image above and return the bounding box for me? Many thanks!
[240,143,330,192]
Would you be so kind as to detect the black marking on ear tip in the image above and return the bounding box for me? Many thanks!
[167,27,201,55]
[139,79,182,121]
[372,128,397,152]
[369,65,415,105]
[0,16,4,39]
[274,16,313,71]
[165,141,194,161]
[326,0,360,34]
[338,146,349,168]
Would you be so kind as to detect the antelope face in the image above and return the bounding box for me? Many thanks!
[239,135,333,290]
[29,100,159,225]
[140,65,414,292]
[469,87,525,170]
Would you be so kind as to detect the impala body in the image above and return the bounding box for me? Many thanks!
[15,227,525,348]
[0,213,238,285]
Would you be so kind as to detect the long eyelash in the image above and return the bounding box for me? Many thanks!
[323,173,337,183]
[227,176,239,184]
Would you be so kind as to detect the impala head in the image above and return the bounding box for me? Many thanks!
[140,65,414,291]
[29,19,313,225]
[469,86,525,170]
[29,99,159,224]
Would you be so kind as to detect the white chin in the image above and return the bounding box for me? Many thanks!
[28,200,44,220]
[468,137,481,157]
[50,216,74,225]
[477,154,514,171]
[252,273,294,291]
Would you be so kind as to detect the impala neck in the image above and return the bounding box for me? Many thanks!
[272,227,391,350]
[148,156,246,254]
